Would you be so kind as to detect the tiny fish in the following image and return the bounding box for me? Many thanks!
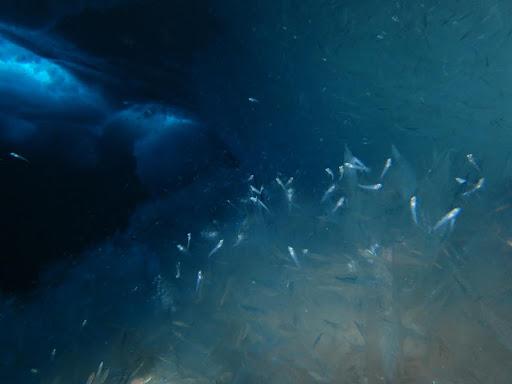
[462,177,485,197]
[176,244,187,254]
[332,196,346,213]
[344,162,370,173]
[233,232,245,247]
[186,233,191,249]
[81,319,88,328]
[287,246,300,267]
[313,332,324,348]
[247,174,255,182]
[325,168,334,180]
[248,97,259,103]
[455,177,467,184]
[196,270,203,292]
[338,165,344,180]
[321,184,336,202]
[433,207,461,232]
[358,183,382,191]
[286,177,294,186]
[276,177,286,190]
[9,152,29,163]
[175,261,181,279]
[208,239,224,258]
[410,196,418,225]
[250,196,270,212]
[249,185,263,195]
[380,158,392,179]
[466,153,481,171]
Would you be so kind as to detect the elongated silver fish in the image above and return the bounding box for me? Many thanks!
[9,152,29,163]
[332,196,346,213]
[380,158,392,179]
[325,168,334,180]
[287,246,300,267]
[175,261,181,279]
[338,165,344,180]
[466,153,481,171]
[462,177,485,197]
[433,207,461,232]
[358,183,382,191]
[208,239,224,258]
[410,196,418,225]
[321,184,336,202]
[196,270,203,292]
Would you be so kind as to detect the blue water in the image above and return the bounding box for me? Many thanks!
[1,1,512,383]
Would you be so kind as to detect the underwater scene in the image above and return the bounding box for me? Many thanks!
[1,1,512,383]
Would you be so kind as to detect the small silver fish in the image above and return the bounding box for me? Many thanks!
[325,168,334,180]
[248,97,259,103]
[186,233,191,249]
[344,162,370,173]
[332,196,346,213]
[250,196,270,212]
[196,270,203,292]
[455,177,467,184]
[462,177,485,197]
[380,158,392,179]
[410,196,418,225]
[358,183,382,191]
[175,261,181,279]
[338,165,344,180]
[249,185,263,195]
[287,246,300,267]
[321,184,336,202]
[247,174,255,182]
[286,177,294,186]
[233,232,245,247]
[208,239,224,258]
[466,153,481,171]
[176,244,187,254]
[9,152,29,163]
[276,177,286,190]
[433,207,461,232]
[286,188,294,204]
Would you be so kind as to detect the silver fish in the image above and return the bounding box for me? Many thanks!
[358,183,382,191]
[344,162,370,173]
[332,196,346,213]
[249,185,263,195]
[433,207,461,232]
[321,184,336,202]
[248,97,259,103]
[196,270,203,292]
[175,261,181,279]
[410,196,418,225]
[186,233,191,249]
[208,239,224,258]
[338,165,344,180]
[462,177,485,197]
[455,177,467,184]
[9,152,29,163]
[325,168,334,180]
[176,244,187,254]
[250,196,270,212]
[466,153,481,171]
[233,232,245,247]
[286,177,294,186]
[287,246,300,267]
[380,158,392,179]
[276,177,286,190]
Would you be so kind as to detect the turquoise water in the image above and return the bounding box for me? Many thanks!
[1,1,512,383]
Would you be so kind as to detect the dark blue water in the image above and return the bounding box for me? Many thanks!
[1,1,512,383]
